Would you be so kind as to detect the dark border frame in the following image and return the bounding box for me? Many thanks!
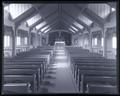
[1,0,119,95]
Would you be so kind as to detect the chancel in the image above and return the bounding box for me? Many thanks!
[2,2,118,94]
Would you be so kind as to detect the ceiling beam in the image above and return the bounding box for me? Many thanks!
[46,28,74,35]
[30,9,58,31]
[63,10,90,30]
[47,29,71,33]
[43,22,74,35]
[62,17,83,33]
[41,20,59,33]
[74,4,105,28]
[61,20,78,34]
[62,13,83,32]
[60,23,75,34]
[3,3,9,7]
[37,17,58,32]
[15,4,47,26]
[62,19,76,31]
[62,9,90,31]
[43,23,59,34]
[107,2,116,9]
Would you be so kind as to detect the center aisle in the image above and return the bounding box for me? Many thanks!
[39,46,78,93]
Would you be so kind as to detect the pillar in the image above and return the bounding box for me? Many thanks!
[39,33,42,47]
[35,31,39,48]
[28,29,31,50]
[102,27,107,57]
[89,30,92,52]
[82,34,84,49]
[46,34,49,45]
[12,24,18,57]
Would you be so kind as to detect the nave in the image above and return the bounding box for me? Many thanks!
[2,2,118,94]
[3,41,118,94]
[38,42,78,93]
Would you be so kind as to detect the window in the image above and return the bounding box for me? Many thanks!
[26,14,41,26]
[70,26,78,32]
[112,36,116,49]
[92,38,97,46]
[36,21,47,30]
[24,37,27,45]
[80,42,83,47]
[101,37,103,47]
[4,35,10,47]
[41,25,49,32]
[88,4,111,19]
[4,4,32,20]
[17,36,21,46]
[84,39,88,45]
[44,28,51,33]
[69,28,75,33]
[78,15,93,26]
[73,22,84,29]
[95,38,97,46]
[111,8,116,12]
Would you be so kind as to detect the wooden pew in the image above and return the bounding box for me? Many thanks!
[3,47,54,94]
[4,57,46,69]
[73,62,116,80]
[81,76,117,93]
[26,54,51,66]
[75,66,116,84]
[66,47,117,94]
[2,83,31,94]
[78,70,116,92]
[4,64,43,85]
[72,58,116,63]
[3,69,38,93]
[72,59,116,78]
[4,61,45,79]
[3,75,35,93]
[86,84,117,94]
[12,50,52,62]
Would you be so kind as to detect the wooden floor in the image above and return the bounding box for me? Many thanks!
[39,46,78,93]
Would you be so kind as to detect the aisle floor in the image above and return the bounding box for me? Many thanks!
[39,47,79,93]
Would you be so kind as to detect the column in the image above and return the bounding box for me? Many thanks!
[39,33,42,47]
[36,31,39,48]
[46,34,49,45]
[89,30,92,52]
[71,35,74,46]
[102,27,107,57]
[12,24,18,57]
[28,29,31,50]
[82,34,84,49]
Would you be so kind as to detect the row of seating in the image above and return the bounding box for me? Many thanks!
[66,46,118,94]
[2,46,54,94]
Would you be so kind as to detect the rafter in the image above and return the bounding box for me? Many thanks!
[74,4,105,28]
[37,17,58,32]
[40,20,58,33]
[60,23,75,34]
[62,17,83,33]
[62,9,90,31]
[30,9,58,31]
[15,4,46,26]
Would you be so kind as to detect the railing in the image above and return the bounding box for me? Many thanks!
[4,48,12,57]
